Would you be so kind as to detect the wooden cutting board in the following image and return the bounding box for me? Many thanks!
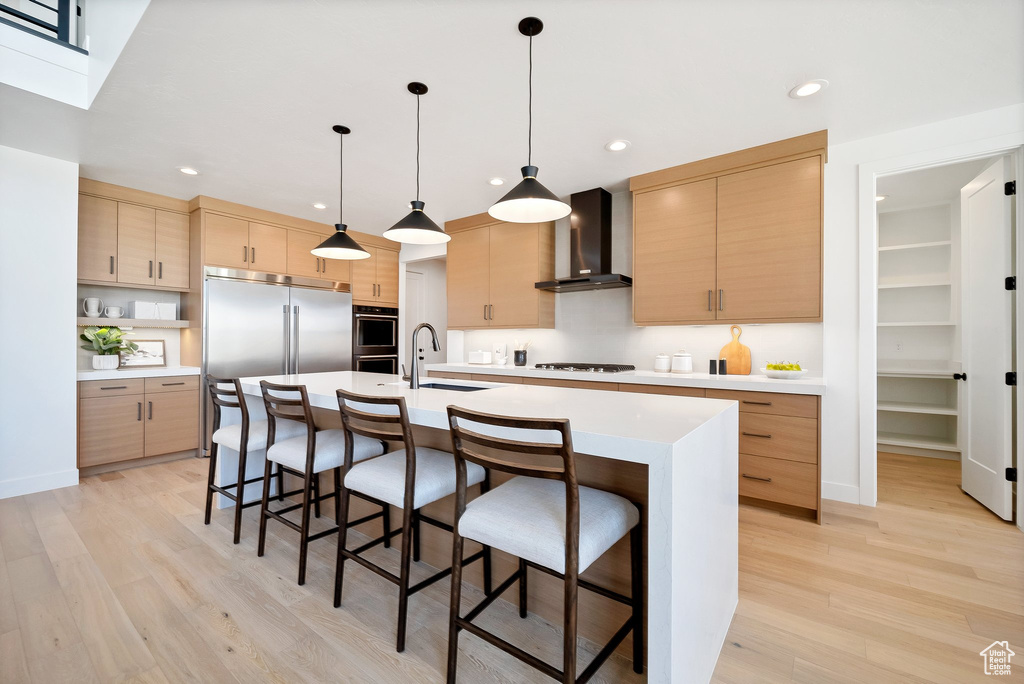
[719,325,751,375]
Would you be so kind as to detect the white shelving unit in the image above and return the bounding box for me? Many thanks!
[876,203,961,459]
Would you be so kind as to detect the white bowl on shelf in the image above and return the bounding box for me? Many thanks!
[760,367,808,380]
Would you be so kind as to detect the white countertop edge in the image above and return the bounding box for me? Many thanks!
[77,366,202,381]
[424,363,826,396]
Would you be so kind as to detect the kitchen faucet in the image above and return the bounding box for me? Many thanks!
[409,322,440,389]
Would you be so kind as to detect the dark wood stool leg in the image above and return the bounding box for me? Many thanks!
[382,504,392,549]
[480,473,492,595]
[563,562,579,684]
[232,444,247,544]
[204,442,219,526]
[257,457,274,557]
[395,506,414,652]
[333,482,353,607]
[630,522,644,674]
[412,509,421,562]
[276,464,285,502]
[297,470,314,585]
[446,525,466,684]
[312,472,321,519]
[332,467,341,521]
[518,557,528,618]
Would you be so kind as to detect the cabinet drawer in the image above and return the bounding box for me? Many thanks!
[471,374,523,383]
[428,371,473,380]
[739,413,817,464]
[79,378,145,398]
[706,389,817,418]
[618,384,706,397]
[523,377,619,391]
[144,376,200,394]
[739,453,817,509]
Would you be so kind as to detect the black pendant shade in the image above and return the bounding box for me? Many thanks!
[488,17,570,224]
[384,82,450,244]
[313,125,370,260]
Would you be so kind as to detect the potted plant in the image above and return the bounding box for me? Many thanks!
[80,326,138,370]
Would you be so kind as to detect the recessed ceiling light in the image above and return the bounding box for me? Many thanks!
[178,167,199,175]
[876,195,887,202]
[605,139,631,152]
[488,177,505,186]
[788,79,829,99]
[312,203,327,210]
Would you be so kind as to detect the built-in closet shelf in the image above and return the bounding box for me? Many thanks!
[877,360,960,378]
[878,280,952,290]
[877,240,952,252]
[78,317,191,329]
[877,321,956,327]
[877,431,959,453]
[877,401,958,416]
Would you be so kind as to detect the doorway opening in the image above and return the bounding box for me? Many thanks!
[874,154,1018,521]
[402,257,448,372]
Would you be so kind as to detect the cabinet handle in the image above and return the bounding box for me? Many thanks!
[251,247,256,263]
[742,400,773,406]
[708,289,713,312]
[483,305,488,321]
[161,382,185,386]
[100,386,127,390]
[742,432,773,439]
[137,402,142,421]
[489,304,494,320]
[742,473,772,483]
[243,245,248,262]
[110,256,115,274]
[148,401,153,420]
[316,258,320,273]
[322,259,326,275]
[158,262,163,279]
[718,289,724,311]
[148,260,153,278]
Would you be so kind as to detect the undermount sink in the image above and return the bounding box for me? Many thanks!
[415,382,490,392]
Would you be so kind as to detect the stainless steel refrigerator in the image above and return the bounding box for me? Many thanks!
[202,268,352,452]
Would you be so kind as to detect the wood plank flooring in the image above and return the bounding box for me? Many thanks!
[0,451,1019,683]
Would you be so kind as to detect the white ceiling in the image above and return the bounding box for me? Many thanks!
[2,0,1022,235]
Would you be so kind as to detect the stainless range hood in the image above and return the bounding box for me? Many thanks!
[535,187,632,292]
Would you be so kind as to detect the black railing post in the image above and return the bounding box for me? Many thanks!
[56,0,70,42]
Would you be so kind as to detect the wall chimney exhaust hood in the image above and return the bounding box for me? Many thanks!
[534,187,632,292]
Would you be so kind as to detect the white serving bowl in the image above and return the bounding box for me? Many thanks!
[760,367,808,380]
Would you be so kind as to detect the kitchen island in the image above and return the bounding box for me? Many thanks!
[233,370,738,683]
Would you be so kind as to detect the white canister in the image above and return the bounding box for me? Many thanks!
[654,353,671,373]
[671,350,693,373]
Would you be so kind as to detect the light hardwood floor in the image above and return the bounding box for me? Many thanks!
[0,452,1020,683]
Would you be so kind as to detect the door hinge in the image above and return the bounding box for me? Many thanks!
[1006,276,1017,291]
[1007,467,1018,482]
[1006,372,1017,386]
[1006,181,1016,196]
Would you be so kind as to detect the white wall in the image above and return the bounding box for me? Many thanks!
[0,145,79,498]
[830,103,1024,505]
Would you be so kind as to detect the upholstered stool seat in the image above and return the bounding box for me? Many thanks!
[457,476,639,574]
[345,447,486,509]
[213,418,306,453]
[268,429,383,474]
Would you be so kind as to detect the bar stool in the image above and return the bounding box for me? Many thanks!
[445,406,644,684]
[333,390,490,653]
[258,381,388,585]
[205,375,305,543]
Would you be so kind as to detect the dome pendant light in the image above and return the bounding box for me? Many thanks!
[312,125,371,260]
[488,17,571,224]
[384,82,450,245]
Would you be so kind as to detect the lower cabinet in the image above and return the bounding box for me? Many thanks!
[78,376,199,468]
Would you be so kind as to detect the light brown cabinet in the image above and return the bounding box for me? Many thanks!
[155,211,190,289]
[248,222,288,274]
[287,230,324,279]
[117,203,157,285]
[444,215,555,329]
[78,195,118,282]
[630,131,825,325]
[204,213,250,269]
[351,246,400,306]
[77,378,199,469]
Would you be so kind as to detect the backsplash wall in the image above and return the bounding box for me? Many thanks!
[457,189,823,372]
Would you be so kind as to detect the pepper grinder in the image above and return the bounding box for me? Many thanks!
[718,359,728,375]
[709,359,718,375]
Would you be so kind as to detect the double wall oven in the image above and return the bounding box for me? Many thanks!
[352,305,399,374]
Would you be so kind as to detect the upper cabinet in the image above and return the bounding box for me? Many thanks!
[445,213,555,330]
[78,180,191,291]
[203,215,289,273]
[351,246,400,307]
[630,131,825,325]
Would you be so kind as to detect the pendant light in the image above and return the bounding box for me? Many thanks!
[488,17,571,224]
[383,82,450,244]
[312,125,371,260]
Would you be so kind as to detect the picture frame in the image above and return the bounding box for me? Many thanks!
[120,339,166,368]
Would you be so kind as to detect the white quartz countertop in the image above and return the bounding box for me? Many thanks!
[237,371,736,464]
[424,363,826,396]
[77,366,202,381]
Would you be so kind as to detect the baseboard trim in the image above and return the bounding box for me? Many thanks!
[0,468,79,500]
[822,480,860,505]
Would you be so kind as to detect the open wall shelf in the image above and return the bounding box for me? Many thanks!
[78,317,190,329]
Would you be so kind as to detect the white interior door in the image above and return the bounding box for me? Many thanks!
[405,270,426,366]
[961,156,1014,520]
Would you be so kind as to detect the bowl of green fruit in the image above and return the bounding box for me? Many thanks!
[761,362,807,379]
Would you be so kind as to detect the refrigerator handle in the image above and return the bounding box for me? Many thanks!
[292,305,300,374]
[283,304,291,374]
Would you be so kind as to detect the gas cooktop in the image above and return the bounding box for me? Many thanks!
[534,363,635,373]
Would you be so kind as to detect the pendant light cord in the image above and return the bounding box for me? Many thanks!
[528,33,533,167]
[416,92,421,202]
[338,131,344,224]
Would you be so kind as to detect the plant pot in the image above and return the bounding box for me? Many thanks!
[92,354,120,370]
